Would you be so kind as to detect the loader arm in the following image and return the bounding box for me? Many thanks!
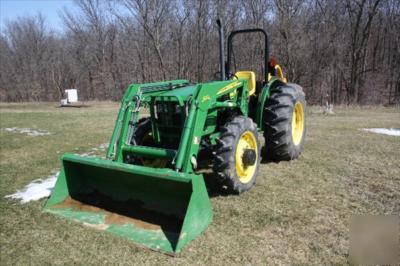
[106,80,189,161]
[108,79,247,174]
[175,80,245,172]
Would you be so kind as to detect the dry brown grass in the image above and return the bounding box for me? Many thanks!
[1,103,399,265]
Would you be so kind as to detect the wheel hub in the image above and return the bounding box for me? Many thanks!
[242,149,256,166]
[235,131,258,183]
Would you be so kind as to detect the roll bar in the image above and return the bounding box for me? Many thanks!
[226,28,269,83]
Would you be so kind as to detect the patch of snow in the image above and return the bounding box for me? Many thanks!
[5,171,59,203]
[361,128,400,136]
[5,142,110,205]
[98,143,109,150]
[4,127,51,136]
[72,143,108,154]
[76,152,96,157]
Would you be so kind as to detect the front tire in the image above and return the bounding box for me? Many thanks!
[263,83,306,161]
[126,117,167,168]
[213,116,261,194]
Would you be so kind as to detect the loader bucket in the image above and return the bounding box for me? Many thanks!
[44,154,213,254]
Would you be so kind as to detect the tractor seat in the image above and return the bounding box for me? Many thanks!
[235,71,256,96]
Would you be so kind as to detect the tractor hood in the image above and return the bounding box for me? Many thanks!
[155,84,198,101]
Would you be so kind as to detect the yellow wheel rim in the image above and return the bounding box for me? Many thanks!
[292,102,304,146]
[140,133,167,168]
[235,131,258,183]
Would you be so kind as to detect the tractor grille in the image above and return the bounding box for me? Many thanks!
[154,101,185,146]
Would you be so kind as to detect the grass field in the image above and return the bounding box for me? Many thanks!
[1,102,399,265]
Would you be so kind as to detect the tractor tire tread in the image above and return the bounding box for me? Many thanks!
[212,116,260,194]
[263,84,306,161]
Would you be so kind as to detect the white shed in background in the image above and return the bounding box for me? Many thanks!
[60,89,85,107]
[65,89,78,103]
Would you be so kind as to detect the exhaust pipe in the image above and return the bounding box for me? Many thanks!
[216,19,225,81]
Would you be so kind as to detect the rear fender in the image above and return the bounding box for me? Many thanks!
[255,78,286,130]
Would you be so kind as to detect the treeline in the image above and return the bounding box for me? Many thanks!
[0,0,399,104]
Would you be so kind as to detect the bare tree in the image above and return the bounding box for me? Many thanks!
[1,0,399,105]
[345,0,382,103]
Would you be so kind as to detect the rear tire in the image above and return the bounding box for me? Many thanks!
[213,116,261,194]
[263,83,306,161]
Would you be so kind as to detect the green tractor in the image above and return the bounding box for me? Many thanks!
[45,19,306,254]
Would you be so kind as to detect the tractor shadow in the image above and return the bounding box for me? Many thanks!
[260,146,281,164]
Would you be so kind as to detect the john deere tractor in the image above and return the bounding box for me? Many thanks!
[45,19,306,254]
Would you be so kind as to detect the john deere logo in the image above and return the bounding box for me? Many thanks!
[202,95,211,102]
[217,81,241,95]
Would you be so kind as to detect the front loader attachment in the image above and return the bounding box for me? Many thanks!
[44,154,212,254]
